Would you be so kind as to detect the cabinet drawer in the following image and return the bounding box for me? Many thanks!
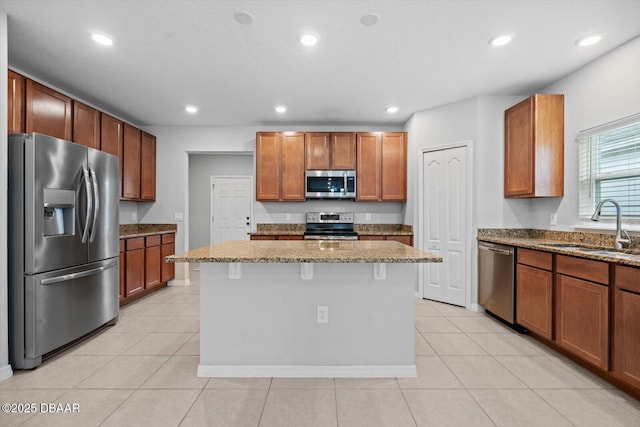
[146,235,161,247]
[517,248,552,270]
[125,237,145,251]
[556,255,609,285]
[615,264,640,293]
[161,233,175,244]
[119,239,125,253]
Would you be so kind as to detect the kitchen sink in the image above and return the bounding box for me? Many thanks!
[539,243,639,259]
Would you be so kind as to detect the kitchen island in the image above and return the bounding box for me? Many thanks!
[167,240,441,378]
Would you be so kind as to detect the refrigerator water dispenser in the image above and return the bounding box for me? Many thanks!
[43,188,75,236]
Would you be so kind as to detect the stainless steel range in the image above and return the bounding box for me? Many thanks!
[303,212,358,240]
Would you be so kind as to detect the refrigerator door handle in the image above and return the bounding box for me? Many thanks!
[89,168,100,243]
[40,260,118,285]
[80,167,93,243]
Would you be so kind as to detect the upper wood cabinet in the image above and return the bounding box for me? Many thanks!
[305,132,356,170]
[140,131,156,201]
[280,132,305,200]
[256,132,305,201]
[504,94,564,198]
[73,101,101,149]
[356,132,407,201]
[100,113,123,157]
[256,132,281,200]
[356,133,382,200]
[25,79,72,140]
[8,70,26,133]
[122,123,141,200]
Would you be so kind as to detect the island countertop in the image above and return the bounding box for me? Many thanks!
[166,240,442,264]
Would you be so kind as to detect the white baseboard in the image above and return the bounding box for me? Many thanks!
[0,364,13,382]
[197,364,417,378]
[168,279,190,287]
[467,303,484,313]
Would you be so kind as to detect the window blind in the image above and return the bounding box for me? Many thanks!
[578,116,640,219]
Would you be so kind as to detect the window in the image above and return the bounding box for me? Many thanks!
[578,114,640,219]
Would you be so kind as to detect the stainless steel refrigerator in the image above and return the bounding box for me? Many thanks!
[8,133,120,369]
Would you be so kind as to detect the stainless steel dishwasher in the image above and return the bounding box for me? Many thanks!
[478,241,516,325]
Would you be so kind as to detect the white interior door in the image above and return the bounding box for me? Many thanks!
[422,145,469,306]
[210,176,252,244]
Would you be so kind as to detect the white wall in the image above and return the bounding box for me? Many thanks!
[0,11,13,381]
[188,153,253,250]
[530,35,640,229]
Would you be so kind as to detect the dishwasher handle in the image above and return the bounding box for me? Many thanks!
[478,244,513,256]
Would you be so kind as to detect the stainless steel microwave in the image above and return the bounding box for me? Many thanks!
[305,170,356,199]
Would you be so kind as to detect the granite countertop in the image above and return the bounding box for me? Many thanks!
[248,224,413,236]
[167,240,441,264]
[120,223,177,239]
[477,228,640,267]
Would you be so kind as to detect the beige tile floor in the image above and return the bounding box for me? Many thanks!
[2,266,640,427]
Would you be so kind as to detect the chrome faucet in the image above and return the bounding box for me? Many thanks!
[590,198,632,249]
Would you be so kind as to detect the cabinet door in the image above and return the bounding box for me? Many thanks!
[280,132,305,200]
[381,132,407,201]
[122,124,141,199]
[161,242,175,282]
[119,242,125,302]
[305,132,330,169]
[125,248,144,297]
[516,264,553,339]
[614,290,640,388]
[8,70,26,133]
[72,101,100,149]
[25,79,72,140]
[504,96,534,197]
[356,132,382,201]
[145,245,161,289]
[331,132,356,170]
[140,132,156,201]
[256,132,280,201]
[556,274,609,369]
[100,113,122,157]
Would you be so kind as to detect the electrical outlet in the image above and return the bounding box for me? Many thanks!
[365,213,371,221]
[317,306,328,324]
[174,212,184,221]
[550,213,558,226]
[285,213,291,221]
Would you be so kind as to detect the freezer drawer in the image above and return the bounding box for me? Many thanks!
[12,258,119,369]
[478,242,515,324]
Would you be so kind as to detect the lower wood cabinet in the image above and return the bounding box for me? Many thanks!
[161,233,176,283]
[516,249,553,339]
[124,237,145,299]
[250,235,303,240]
[145,235,162,290]
[358,235,413,246]
[120,232,175,306]
[613,265,640,389]
[555,255,610,370]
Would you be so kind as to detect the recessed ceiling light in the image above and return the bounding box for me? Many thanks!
[275,105,287,113]
[300,34,318,46]
[489,34,512,47]
[360,14,380,26]
[576,34,603,47]
[234,12,253,25]
[185,105,198,113]
[92,34,113,46]
[386,106,399,113]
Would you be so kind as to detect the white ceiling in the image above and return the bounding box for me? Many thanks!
[2,0,640,127]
